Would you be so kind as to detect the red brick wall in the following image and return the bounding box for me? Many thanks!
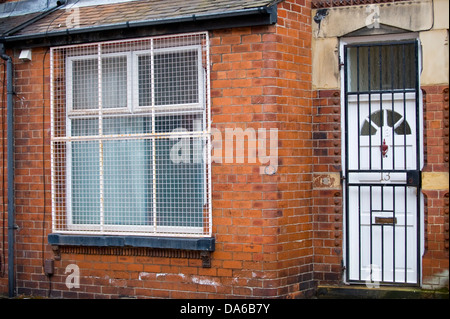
[0,0,315,298]
[312,89,343,285]
[209,0,314,298]
[0,47,52,297]
[421,85,449,289]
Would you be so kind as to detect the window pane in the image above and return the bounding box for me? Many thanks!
[72,59,98,110]
[155,138,204,228]
[347,43,416,92]
[103,116,152,135]
[71,118,99,136]
[102,56,128,109]
[71,140,100,224]
[360,110,412,136]
[155,113,203,134]
[361,120,377,136]
[104,139,153,225]
[103,117,153,225]
[72,56,128,110]
[154,50,199,106]
[138,55,152,107]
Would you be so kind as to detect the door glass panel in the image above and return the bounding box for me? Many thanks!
[347,43,416,92]
[361,109,411,136]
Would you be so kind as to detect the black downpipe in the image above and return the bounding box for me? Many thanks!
[1,51,15,298]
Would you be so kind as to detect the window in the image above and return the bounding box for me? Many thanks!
[51,33,211,237]
[360,109,411,136]
[346,42,416,93]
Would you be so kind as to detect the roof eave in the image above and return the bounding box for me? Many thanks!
[3,4,277,48]
[0,1,66,39]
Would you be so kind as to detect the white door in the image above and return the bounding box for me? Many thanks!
[343,40,421,285]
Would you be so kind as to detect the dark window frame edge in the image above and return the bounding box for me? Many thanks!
[48,233,215,251]
[48,233,215,267]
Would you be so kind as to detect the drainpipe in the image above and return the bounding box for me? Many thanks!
[1,46,15,298]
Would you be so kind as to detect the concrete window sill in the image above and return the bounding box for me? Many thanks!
[48,233,215,267]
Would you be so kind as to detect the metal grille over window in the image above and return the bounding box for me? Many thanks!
[50,32,211,237]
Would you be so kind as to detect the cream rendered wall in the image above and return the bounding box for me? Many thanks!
[312,0,449,89]
[420,0,449,86]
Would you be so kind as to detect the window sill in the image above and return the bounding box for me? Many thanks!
[48,233,215,251]
[48,233,215,267]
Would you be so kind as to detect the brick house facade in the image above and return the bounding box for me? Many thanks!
[0,0,448,299]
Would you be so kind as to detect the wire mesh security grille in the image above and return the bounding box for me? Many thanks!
[51,32,211,237]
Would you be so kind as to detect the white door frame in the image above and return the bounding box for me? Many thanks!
[340,33,424,286]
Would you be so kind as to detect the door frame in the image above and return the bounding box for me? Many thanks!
[339,33,425,286]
